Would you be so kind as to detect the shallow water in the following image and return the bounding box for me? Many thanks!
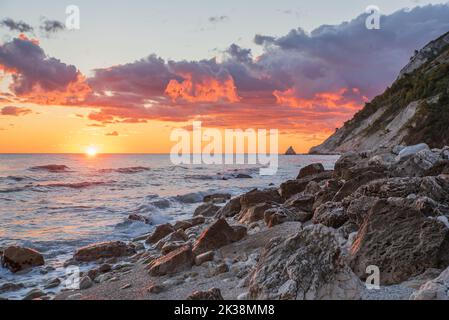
[0,153,339,299]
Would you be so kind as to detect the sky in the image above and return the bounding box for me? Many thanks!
[0,0,448,153]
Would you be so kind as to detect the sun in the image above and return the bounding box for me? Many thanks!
[85,146,98,157]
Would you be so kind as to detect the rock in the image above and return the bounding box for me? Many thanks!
[332,170,386,202]
[146,223,176,244]
[240,188,282,213]
[155,230,188,251]
[148,245,194,276]
[193,219,247,255]
[237,202,276,224]
[350,199,449,285]
[120,283,132,290]
[313,179,344,210]
[66,293,83,300]
[345,196,379,226]
[161,241,186,255]
[395,148,441,176]
[396,143,429,161]
[215,196,242,218]
[0,282,24,294]
[212,263,229,276]
[147,284,165,294]
[410,267,449,300]
[203,193,231,203]
[73,241,136,262]
[312,202,348,228]
[99,263,112,273]
[186,288,224,300]
[193,203,220,217]
[44,278,61,289]
[128,214,150,224]
[297,163,325,179]
[425,159,449,176]
[280,171,332,200]
[264,207,310,227]
[23,288,46,300]
[195,251,215,266]
[285,146,297,155]
[235,173,252,179]
[249,224,363,300]
[79,276,93,290]
[333,151,363,179]
[1,246,45,273]
[283,193,315,212]
[174,216,205,230]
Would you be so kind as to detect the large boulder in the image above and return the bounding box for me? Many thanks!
[280,171,332,200]
[333,152,363,179]
[395,148,441,177]
[313,179,344,210]
[264,207,310,227]
[410,267,449,300]
[297,163,325,179]
[396,143,429,161]
[1,246,45,273]
[312,202,348,229]
[192,219,246,255]
[237,202,276,224]
[146,223,176,244]
[332,170,386,202]
[350,199,449,285]
[249,224,363,300]
[73,241,136,262]
[148,245,194,276]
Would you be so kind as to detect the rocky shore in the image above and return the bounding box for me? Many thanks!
[2,143,449,300]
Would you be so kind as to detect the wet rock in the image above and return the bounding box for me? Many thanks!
[195,251,215,266]
[186,288,224,300]
[148,245,194,276]
[280,171,332,200]
[0,282,24,294]
[215,196,242,218]
[192,219,247,255]
[128,214,150,224]
[312,202,348,228]
[249,224,363,300]
[193,203,220,217]
[297,163,325,179]
[1,246,45,273]
[350,199,449,285]
[73,241,136,262]
[146,224,176,244]
[23,288,46,300]
[79,276,93,290]
[410,267,449,300]
[44,278,61,289]
[174,216,206,230]
[203,193,231,203]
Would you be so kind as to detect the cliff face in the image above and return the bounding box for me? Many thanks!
[310,31,449,154]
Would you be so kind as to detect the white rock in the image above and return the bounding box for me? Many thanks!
[410,267,449,300]
[396,143,429,161]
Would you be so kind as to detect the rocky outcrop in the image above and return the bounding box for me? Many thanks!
[279,171,332,200]
[249,224,363,300]
[192,219,247,255]
[297,163,325,179]
[349,199,449,285]
[285,146,297,155]
[1,246,45,273]
[148,245,194,276]
[312,202,348,229]
[73,241,136,262]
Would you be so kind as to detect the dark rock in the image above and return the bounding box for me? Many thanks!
[193,203,220,217]
[192,219,247,255]
[73,241,136,262]
[203,193,231,203]
[128,214,151,224]
[1,246,45,273]
[297,163,325,179]
[280,171,332,200]
[312,202,348,228]
[215,196,242,218]
[146,224,176,244]
[285,146,297,155]
[237,202,276,224]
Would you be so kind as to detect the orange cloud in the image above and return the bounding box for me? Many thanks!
[165,73,240,103]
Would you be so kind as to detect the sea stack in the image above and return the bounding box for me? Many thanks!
[285,146,297,155]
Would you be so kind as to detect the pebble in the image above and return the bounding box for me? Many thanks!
[120,283,132,290]
[79,276,93,290]
[147,284,165,294]
[44,278,61,289]
[66,293,83,300]
[99,263,112,273]
[23,288,46,300]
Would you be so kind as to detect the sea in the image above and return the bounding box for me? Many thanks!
[0,153,339,299]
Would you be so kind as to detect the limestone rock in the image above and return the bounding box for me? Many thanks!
[249,224,363,300]
[350,199,449,285]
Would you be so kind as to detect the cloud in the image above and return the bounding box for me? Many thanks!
[0,106,32,116]
[105,131,119,136]
[0,18,33,33]
[0,36,90,104]
[40,19,65,34]
[208,15,229,23]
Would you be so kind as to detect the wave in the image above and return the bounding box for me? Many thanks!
[40,181,110,189]
[29,165,71,173]
[99,166,151,174]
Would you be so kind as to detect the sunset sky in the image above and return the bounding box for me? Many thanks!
[1,0,449,153]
